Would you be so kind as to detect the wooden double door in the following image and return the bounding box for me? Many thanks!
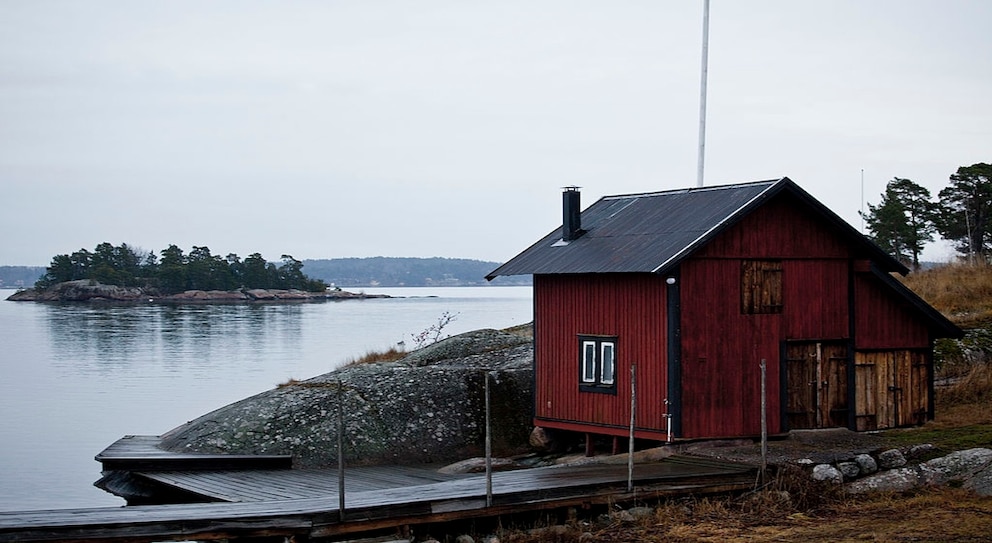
[784,341,930,431]
[784,341,850,429]
[853,350,930,430]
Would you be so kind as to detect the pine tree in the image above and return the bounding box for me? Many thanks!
[936,163,992,262]
[863,178,937,269]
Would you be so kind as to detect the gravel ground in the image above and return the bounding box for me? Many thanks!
[679,427,899,466]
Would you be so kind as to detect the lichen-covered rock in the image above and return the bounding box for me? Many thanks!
[159,328,534,467]
[854,453,878,476]
[920,448,992,487]
[6,279,148,301]
[904,443,938,461]
[847,449,992,495]
[847,466,921,493]
[837,461,861,479]
[877,448,907,469]
[812,464,843,484]
[964,462,992,496]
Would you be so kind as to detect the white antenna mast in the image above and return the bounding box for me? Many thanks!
[861,168,865,233]
[696,0,711,188]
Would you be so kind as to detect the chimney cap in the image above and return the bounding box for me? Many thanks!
[561,185,581,192]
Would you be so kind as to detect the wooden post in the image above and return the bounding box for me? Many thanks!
[628,364,636,493]
[760,359,768,485]
[485,371,493,507]
[337,380,346,521]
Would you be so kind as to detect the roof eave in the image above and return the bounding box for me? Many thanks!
[868,262,963,339]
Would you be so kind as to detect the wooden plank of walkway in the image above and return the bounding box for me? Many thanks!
[137,466,467,502]
[0,456,756,542]
[96,435,292,471]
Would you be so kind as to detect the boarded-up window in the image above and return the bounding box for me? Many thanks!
[741,260,783,314]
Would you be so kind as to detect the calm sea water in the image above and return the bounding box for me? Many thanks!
[0,286,532,512]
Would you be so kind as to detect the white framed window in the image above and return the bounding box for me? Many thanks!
[579,335,617,393]
[600,342,615,385]
[582,341,597,383]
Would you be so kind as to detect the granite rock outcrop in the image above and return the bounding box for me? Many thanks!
[158,328,534,467]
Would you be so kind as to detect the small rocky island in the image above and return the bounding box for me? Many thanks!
[5,279,388,303]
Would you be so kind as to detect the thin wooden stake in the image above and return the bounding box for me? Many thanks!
[485,371,493,507]
[760,359,768,485]
[338,379,346,521]
[628,364,636,493]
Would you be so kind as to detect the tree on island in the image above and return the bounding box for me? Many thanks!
[35,243,327,294]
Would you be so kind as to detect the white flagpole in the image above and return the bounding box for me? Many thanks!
[696,0,711,188]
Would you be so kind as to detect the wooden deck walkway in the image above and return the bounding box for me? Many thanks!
[137,466,469,502]
[95,435,294,471]
[0,456,757,542]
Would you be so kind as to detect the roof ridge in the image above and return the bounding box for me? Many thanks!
[601,178,785,201]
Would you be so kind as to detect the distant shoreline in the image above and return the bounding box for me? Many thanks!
[5,280,390,303]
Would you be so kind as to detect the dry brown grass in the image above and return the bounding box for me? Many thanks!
[502,322,534,339]
[939,362,992,409]
[901,262,992,328]
[497,487,992,543]
[340,346,407,367]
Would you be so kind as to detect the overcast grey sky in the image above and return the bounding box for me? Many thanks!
[2,1,989,266]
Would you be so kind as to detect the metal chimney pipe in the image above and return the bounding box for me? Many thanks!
[562,186,582,241]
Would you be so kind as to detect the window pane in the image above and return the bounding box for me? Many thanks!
[601,342,615,384]
[582,342,597,382]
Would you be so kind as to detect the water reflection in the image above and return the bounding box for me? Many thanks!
[46,303,305,374]
[0,287,533,512]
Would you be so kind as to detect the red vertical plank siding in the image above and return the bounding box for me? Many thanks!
[782,260,850,340]
[678,194,855,438]
[679,258,785,438]
[696,193,851,259]
[533,273,667,438]
[854,274,931,349]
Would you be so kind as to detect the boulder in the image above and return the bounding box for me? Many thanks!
[812,464,843,484]
[920,448,992,487]
[169,290,249,301]
[964,462,992,496]
[877,449,907,469]
[437,457,520,474]
[836,461,861,479]
[847,467,921,494]
[854,453,878,476]
[529,427,556,451]
[159,329,534,467]
[847,448,992,495]
[905,443,939,461]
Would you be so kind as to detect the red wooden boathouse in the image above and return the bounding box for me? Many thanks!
[487,178,961,443]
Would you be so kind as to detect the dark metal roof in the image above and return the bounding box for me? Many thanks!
[487,177,907,279]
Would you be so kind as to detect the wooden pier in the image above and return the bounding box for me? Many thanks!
[0,454,757,542]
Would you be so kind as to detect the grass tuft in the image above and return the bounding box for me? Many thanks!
[340,346,407,368]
